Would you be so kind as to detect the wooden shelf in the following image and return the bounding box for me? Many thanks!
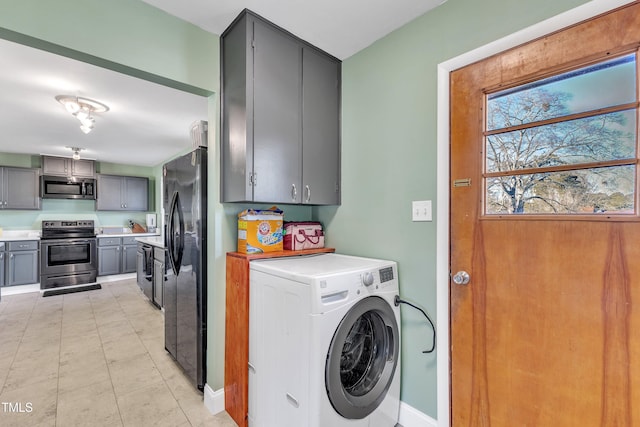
[227,247,336,261]
[224,247,335,427]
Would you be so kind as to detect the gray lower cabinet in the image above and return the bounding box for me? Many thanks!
[153,247,164,308]
[98,239,121,276]
[221,10,341,205]
[0,242,5,288]
[122,239,138,273]
[96,174,149,211]
[0,166,41,210]
[98,236,138,276]
[6,240,39,286]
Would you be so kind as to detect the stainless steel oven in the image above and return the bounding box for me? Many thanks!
[40,220,97,289]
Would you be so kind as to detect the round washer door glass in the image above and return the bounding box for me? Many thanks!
[325,296,399,419]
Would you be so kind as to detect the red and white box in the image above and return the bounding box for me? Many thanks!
[283,221,325,251]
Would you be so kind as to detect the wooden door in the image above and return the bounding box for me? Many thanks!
[450,4,640,426]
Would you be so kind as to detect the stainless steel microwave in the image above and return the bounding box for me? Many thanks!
[41,175,96,200]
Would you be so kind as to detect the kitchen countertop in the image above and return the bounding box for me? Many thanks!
[97,232,160,239]
[134,235,164,248]
[0,230,41,241]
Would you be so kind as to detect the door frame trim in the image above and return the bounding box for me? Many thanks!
[435,0,634,425]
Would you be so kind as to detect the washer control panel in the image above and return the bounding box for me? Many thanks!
[362,271,375,286]
[379,266,394,283]
[360,266,396,288]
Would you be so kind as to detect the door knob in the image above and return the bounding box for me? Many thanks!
[452,271,470,285]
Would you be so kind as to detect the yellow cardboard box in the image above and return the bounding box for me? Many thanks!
[237,208,284,254]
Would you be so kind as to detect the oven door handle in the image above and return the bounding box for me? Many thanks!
[42,239,94,245]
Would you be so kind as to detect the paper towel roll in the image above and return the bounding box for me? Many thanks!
[146,214,156,228]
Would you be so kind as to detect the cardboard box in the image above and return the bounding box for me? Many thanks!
[237,208,284,254]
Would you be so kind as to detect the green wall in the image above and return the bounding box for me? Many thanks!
[0,0,217,93]
[315,0,590,418]
[0,0,601,420]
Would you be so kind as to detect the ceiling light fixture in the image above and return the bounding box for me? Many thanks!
[55,95,109,134]
[67,146,84,160]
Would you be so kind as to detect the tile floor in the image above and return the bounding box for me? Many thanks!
[0,279,237,427]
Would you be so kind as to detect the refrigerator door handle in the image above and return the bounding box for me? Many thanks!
[168,191,185,275]
[175,192,185,271]
[168,192,180,276]
[167,192,175,275]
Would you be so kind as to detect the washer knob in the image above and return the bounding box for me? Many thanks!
[362,272,375,286]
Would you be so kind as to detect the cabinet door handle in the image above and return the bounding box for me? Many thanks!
[291,184,297,201]
[305,185,311,203]
[286,393,299,408]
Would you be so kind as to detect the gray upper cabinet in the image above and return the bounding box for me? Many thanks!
[96,174,149,211]
[72,159,95,178]
[221,9,341,205]
[252,19,302,204]
[0,166,41,210]
[42,156,95,178]
[302,48,341,205]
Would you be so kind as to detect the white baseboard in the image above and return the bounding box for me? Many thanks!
[1,283,40,296]
[399,401,438,427]
[204,384,225,415]
[99,273,136,283]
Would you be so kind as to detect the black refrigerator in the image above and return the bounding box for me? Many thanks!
[163,147,207,390]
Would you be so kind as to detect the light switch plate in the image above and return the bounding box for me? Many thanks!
[412,200,432,222]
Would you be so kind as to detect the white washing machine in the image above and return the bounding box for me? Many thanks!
[249,253,401,427]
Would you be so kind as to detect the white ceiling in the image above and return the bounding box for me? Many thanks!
[0,0,445,168]
[142,0,446,60]
[0,38,208,167]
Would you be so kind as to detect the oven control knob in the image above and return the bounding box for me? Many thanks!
[362,271,375,287]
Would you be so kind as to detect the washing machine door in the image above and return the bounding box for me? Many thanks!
[325,295,399,419]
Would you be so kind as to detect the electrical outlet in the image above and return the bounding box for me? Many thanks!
[412,200,432,222]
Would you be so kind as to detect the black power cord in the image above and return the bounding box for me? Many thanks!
[394,295,436,354]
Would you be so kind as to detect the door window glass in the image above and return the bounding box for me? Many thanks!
[484,52,638,216]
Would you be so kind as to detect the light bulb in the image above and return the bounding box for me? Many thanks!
[79,116,95,128]
[64,101,80,114]
[75,109,90,121]
[73,151,81,159]
[79,125,92,134]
